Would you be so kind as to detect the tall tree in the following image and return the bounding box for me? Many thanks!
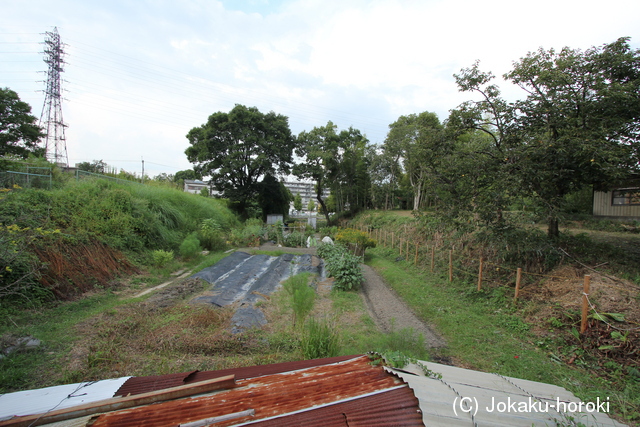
[293,122,340,224]
[185,104,295,217]
[257,173,291,221]
[452,38,640,237]
[384,112,444,210]
[0,88,44,161]
[505,38,640,237]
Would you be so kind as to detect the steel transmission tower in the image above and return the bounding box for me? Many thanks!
[39,27,69,166]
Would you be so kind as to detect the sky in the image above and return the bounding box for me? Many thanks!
[2,0,640,178]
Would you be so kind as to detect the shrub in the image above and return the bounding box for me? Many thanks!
[319,226,339,239]
[265,220,285,244]
[179,232,201,259]
[301,317,340,359]
[335,228,376,256]
[317,243,364,291]
[151,249,173,267]
[283,231,305,248]
[198,218,225,251]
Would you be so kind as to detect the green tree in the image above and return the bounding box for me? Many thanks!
[451,38,640,237]
[307,197,315,212]
[384,112,444,210]
[76,159,108,174]
[0,88,44,161]
[293,122,340,223]
[293,192,303,212]
[505,37,640,237]
[185,104,295,217]
[257,173,291,220]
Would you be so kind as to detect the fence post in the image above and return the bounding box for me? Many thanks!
[514,268,522,301]
[392,232,395,249]
[399,239,403,256]
[406,240,409,258]
[580,275,591,334]
[448,250,453,282]
[414,244,419,266]
[477,257,483,291]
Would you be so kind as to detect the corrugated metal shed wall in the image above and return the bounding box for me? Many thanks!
[593,191,640,219]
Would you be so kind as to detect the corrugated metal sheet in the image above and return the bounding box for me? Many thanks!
[114,355,358,397]
[391,360,626,427]
[0,377,131,420]
[89,355,424,427]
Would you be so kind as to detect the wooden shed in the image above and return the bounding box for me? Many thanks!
[593,183,640,221]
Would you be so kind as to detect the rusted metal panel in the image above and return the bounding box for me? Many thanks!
[114,355,358,397]
[243,387,423,427]
[89,356,424,427]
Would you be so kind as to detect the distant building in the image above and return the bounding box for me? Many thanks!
[183,179,211,196]
[282,180,329,213]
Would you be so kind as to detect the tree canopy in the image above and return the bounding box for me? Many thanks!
[0,88,44,160]
[185,104,295,217]
[449,38,640,237]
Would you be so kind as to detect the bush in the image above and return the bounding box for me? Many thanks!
[317,243,364,291]
[318,226,339,239]
[179,232,201,259]
[198,218,225,251]
[151,249,173,267]
[335,228,376,256]
[265,220,285,244]
[301,317,340,359]
[283,231,305,248]
[229,218,264,247]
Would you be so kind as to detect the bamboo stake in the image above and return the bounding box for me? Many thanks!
[448,250,453,282]
[514,268,522,301]
[477,257,483,291]
[580,275,591,334]
[399,239,403,255]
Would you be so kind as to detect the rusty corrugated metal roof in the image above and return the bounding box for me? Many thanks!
[114,355,358,397]
[90,355,424,427]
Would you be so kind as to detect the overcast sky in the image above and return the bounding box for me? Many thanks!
[2,0,639,178]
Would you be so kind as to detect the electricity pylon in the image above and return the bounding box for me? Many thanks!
[39,27,69,166]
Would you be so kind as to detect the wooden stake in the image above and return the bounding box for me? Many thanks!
[399,239,403,255]
[477,257,483,291]
[406,240,409,258]
[514,268,522,301]
[580,275,591,334]
[448,250,453,282]
[414,244,418,266]
[392,232,395,248]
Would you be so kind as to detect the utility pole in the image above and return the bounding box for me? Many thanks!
[39,27,69,167]
[141,157,145,184]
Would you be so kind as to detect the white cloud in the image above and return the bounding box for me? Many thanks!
[2,0,639,174]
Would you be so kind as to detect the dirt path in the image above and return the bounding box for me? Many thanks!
[360,264,445,348]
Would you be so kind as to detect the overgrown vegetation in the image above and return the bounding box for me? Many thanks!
[317,243,364,291]
[353,209,640,425]
[0,178,238,304]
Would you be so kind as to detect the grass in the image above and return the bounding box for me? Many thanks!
[365,246,640,425]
